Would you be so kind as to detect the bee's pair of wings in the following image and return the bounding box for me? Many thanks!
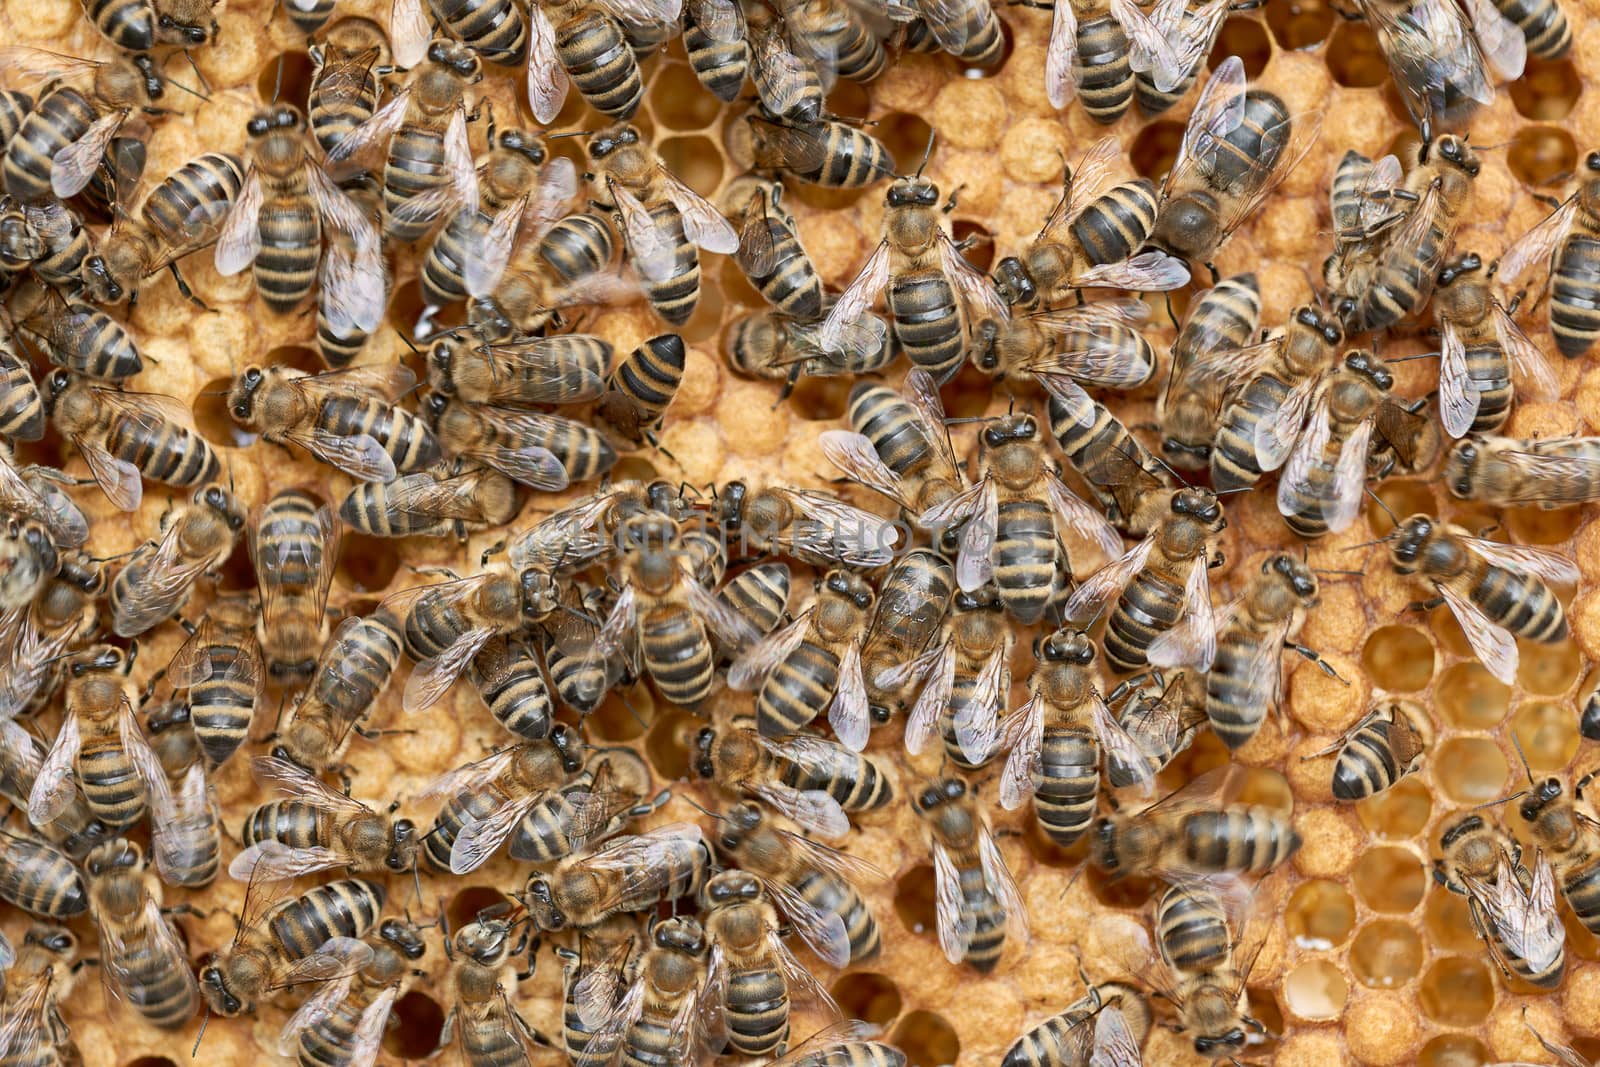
[727,603,872,750]
[65,385,197,512]
[508,490,634,573]
[1449,442,1600,507]
[818,226,1008,359]
[1461,851,1566,975]
[109,510,233,639]
[0,49,149,202]
[216,154,387,336]
[1162,56,1325,243]
[0,454,88,547]
[1498,180,1595,303]
[590,555,763,659]
[1428,535,1579,686]
[386,573,535,713]
[253,497,341,641]
[373,466,521,525]
[1355,0,1525,131]
[526,0,685,122]
[929,815,1029,966]
[1059,529,1216,674]
[1046,0,1213,108]
[271,366,416,484]
[123,732,221,884]
[553,823,708,912]
[27,695,154,827]
[459,407,576,492]
[278,973,398,1067]
[610,169,741,284]
[1271,392,1377,535]
[885,626,1011,764]
[1439,303,1559,438]
[992,680,1176,808]
[920,462,1123,596]
[730,733,868,839]
[228,756,381,881]
[0,610,80,719]
[819,368,964,516]
[1019,298,1157,390]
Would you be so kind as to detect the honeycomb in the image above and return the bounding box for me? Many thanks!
[2,0,1600,1061]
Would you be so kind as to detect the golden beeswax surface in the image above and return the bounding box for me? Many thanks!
[4,0,1600,1062]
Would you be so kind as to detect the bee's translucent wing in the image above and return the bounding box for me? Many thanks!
[828,640,871,752]
[931,841,977,965]
[821,242,891,355]
[1063,537,1154,625]
[1438,580,1518,686]
[1497,196,1578,298]
[1461,536,1581,587]
[954,643,1010,765]
[729,609,813,691]
[527,6,571,124]
[1438,320,1481,439]
[1044,0,1080,108]
[903,639,955,755]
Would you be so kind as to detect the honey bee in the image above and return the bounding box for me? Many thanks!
[80,150,245,306]
[422,390,595,490]
[81,0,218,49]
[1495,150,1600,360]
[858,548,954,723]
[585,124,739,323]
[1208,304,1345,493]
[165,592,263,769]
[1445,433,1600,508]
[1462,847,1567,988]
[1147,56,1322,277]
[525,0,678,122]
[1386,515,1575,686]
[1433,810,1521,893]
[1000,977,1150,1067]
[577,915,713,1067]
[1063,487,1223,674]
[729,176,821,320]
[543,584,626,715]
[439,912,545,1067]
[81,839,200,1028]
[557,916,640,1067]
[744,3,827,123]
[390,561,561,713]
[596,333,685,449]
[0,49,167,206]
[973,298,1159,396]
[891,583,1012,769]
[1345,0,1525,134]
[897,0,1006,65]
[0,829,88,919]
[996,629,1161,847]
[215,104,387,324]
[420,0,528,67]
[0,925,80,1067]
[14,287,149,382]
[279,918,428,1067]
[0,551,102,724]
[199,876,386,1017]
[133,709,223,889]
[467,222,635,340]
[730,569,875,748]
[701,870,840,1057]
[1042,0,1191,122]
[1144,875,1272,1058]
[725,302,892,397]
[1513,769,1600,938]
[1175,553,1334,752]
[0,720,111,860]
[1324,134,1480,334]
[307,19,393,157]
[1090,766,1301,879]
[227,363,438,483]
[232,756,418,880]
[427,331,610,407]
[340,463,520,540]
[314,175,386,370]
[1103,669,1204,790]
[0,518,58,617]
[1132,0,1234,115]
[524,822,711,931]
[0,327,42,443]
[43,370,218,512]
[717,479,901,569]
[1306,698,1432,801]
[747,114,899,190]
[29,645,163,832]
[252,488,341,684]
[683,0,749,101]
[911,777,1029,973]
[693,720,891,839]
[1157,272,1262,471]
[1044,382,1176,540]
[109,483,245,639]
[821,171,1009,384]
[272,608,406,775]
[1433,252,1559,439]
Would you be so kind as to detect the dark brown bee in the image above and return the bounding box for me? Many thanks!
[1148,56,1321,277]
[1158,272,1262,471]
[0,829,88,919]
[253,489,341,685]
[0,720,112,860]
[272,608,405,775]
[1307,698,1433,801]
[1514,772,1600,939]
[81,839,200,1028]
[1148,876,1274,1058]
[81,0,218,49]
[80,151,245,306]
[1386,515,1575,687]
[725,302,892,398]
[439,913,545,1067]
[427,332,610,407]
[859,548,955,725]
[339,463,519,540]
[109,483,246,639]
[693,721,891,838]
[199,876,386,1016]
[234,756,418,880]
[596,333,685,449]
[911,777,1029,973]
[165,592,262,769]
[526,0,679,123]
[1444,433,1600,508]
[279,917,429,1067]
[1046,376,1177,538]
[1043,0,1191,122]
[0,921,83,1067]
[424,0,528,67]
[557,916,639,1067]
[0,49,167,207]
[523,822,711,931]
[424,390,615,489]
[216,104,387,324]
[1498,150,1600,360]
[747,114,898,190]
[307,19,392,157]
[227,363,439,483]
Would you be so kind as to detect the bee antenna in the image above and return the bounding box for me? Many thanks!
[272,52,285,104]
[395,329,422,355]
[1510,731,1535,785]
[914,128,937,180]
[1365,486,1400,525]
[545,130,593,140]
[1212,486,1252,496]
[1470,790,1524,810]
[166,76,210,103]
[680,795,722,820]
[192,1006,211,1057]
[1311,568,1364,577]
[1385,352,1441,363]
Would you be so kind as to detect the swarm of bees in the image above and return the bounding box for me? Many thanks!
[0,0,1597,1060]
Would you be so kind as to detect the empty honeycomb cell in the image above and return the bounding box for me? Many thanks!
[1352,847,1426,913]
[1417,1034,1490,1067]
[1350,920,1424,988]
[1508,126,1579,187]
[587,688,653,741]
[1285,879,1355,949]
[1361,624,1435,691]
[1208,17,1272,76]
[1425,887,1484,954]
[1368,480,1437,534]
[1510,56,1583,119]
[1086,866,1160,910]
[335,534,402,594]
[1434,737,1509,803]
[1506,503,1585,546]
[657,136,725,197]
[831,972,903,1025]
[894,864,938,937]
[446,885,513,932]
[950,220,996,272]
[681,285,726,345]
[1430,604,1474,658]
[1325,21,1387,87]
[1356,776,1432,839]
[255,51,315,110]
[644,709,698,780]
[651,63,724,130]
[1511,700,1581,771]
[1578,1040,1600,1062]
[1264,0,1334,49]
[1283,960,1347,1020]
[788,375,853,422]
[717,258,766,309]
[1420,957,1495,1026]
[876,113,937,173]
[385,991,446,1058]
[891,1010,960,1067]
[1516,636,1584,695]
[1129,121,1185,181]
[1436,662,1511,728]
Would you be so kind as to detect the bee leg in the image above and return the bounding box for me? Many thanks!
[1532,192,1566,210]
[478,539,507,566]
[167,263,213,312]
[1299,708,1379,759]
[1403,596,1445,615]
[943,185,966,214]
[434,1007,457,1055]
[164,902,208,920]
[1577,770,1597,799]
[1204,261,1220,286]
[1286,642,1345,683]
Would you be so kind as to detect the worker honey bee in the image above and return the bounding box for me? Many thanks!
[81,838,200,1028]
[1158,272,1263,470]
[278,917,428,1067]
[1462,846,1567,988]
[1144,875,1273,1057]
[272,609,406,774]
[232,756,418,880]
[857,547,955,723]
[82,0,219,49]
[911,776,1029,973]
[423,390,605,490]
[253,488,342,684]
[305,18,393,156]
[164,592,262,769]
[0,828,89,919]
[0,720,111,860]
[1305,698,1432,801]
[523,822,711,931]
[1041,0,1189,122]
[683,0,749,102]
[427,332,610,408]
[575,915,713,1067]
[1385,514,1576,686]
[0,922,82,1067]
[439,911,544,1067]
[1000,975,1150,1067]
[109,483,246,639]
[525,0,678,123]
[1444,432,1600,507]
[892,583,1013,769]
[1497,150,1600,360]
[1512,768,1600,939]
